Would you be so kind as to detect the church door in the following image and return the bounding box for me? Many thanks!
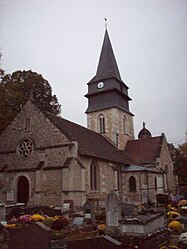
[17,176,29,204]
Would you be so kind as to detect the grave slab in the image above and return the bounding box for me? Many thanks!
[120,213,165,235]
[8,222,51,249]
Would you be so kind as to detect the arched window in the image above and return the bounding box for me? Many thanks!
[90,161,99,190]
[154,176,157,191]
[123,115,129,134]
[129,176,136,192]
[98,114,105,133]
[165,165,169,190]
[114,170,119,190]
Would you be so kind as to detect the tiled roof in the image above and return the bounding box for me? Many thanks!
[44,111,130,164]
[126,136,163,165]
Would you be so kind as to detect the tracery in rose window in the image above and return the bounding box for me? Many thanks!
[17,139,34,158]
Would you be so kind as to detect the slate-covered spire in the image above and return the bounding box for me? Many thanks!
[89,29,123,83]
[85,28,133,115]
[85,28,134,147]
[96,29,122,81]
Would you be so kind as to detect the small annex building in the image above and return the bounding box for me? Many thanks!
[0,28,175,208]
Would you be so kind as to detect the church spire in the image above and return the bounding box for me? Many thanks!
[89,29,122,83]
[97,29,121,80]
[85,28,133,114]
[85,28,134,149]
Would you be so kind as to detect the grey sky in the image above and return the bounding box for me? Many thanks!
[0,0,187,146]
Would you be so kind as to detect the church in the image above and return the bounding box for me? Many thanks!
[0,29,175,208]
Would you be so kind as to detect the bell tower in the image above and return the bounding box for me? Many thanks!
[85,29,134,149]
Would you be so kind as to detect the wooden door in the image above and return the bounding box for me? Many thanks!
[17,176,29,204]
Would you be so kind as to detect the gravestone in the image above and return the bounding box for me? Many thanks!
[8,222,51,249]
[73,217,84,226]
[106,192,119,227]
[156,194,169,206]
[64,199,74,210]
[122,202,135,217]
[0,202,6,221]
[84,200,95,223]
[142,191,148,204]
[50,240,67,249]
[63,203,70,210]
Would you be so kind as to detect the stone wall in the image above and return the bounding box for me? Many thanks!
[0,101,72,205]
[122,172,141,204]
[41,169,62,206]
[157,135,175,193]
[61,156,86,207]
[121,171,164,204]
[87,108,134,150]
[59,155,119,207]
[87,157,118,204]
[0,101,69,153]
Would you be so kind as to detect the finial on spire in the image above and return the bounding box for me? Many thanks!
[143,122,146,128]
[104,17,108,30]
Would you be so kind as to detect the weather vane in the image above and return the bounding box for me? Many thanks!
[104,17,108,29]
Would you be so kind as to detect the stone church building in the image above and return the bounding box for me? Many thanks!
[0,29,175,208]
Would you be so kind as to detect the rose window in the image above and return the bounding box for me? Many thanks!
[17,139,34,158]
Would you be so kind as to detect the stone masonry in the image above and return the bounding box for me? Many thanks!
[87,107,134,150]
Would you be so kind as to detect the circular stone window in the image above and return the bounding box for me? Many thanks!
[17,138,34,159]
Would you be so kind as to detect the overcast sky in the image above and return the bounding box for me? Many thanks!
[0,0,187,146]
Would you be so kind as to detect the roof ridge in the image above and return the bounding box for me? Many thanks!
[44,110,108,139]
[128,135,162,143]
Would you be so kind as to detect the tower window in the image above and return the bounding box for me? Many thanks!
[129,176,136,192]
[123,115,127,134]
[98,114,105,133]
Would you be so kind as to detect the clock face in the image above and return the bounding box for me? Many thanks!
[97,82,104,89]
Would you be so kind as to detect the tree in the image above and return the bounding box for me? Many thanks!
[0,70,61,134]
[174,140,187,185]
[0,53,5,80]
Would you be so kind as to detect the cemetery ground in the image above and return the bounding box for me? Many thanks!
[0,195,187,249]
